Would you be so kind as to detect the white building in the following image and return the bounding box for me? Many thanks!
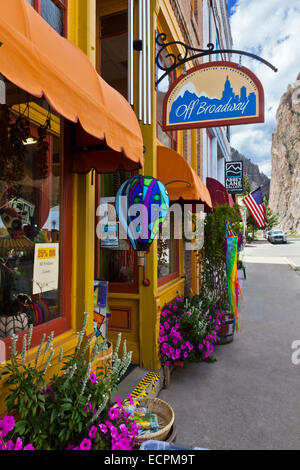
[202,0,233,186]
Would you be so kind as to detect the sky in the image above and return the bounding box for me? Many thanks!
[227,0,300,177]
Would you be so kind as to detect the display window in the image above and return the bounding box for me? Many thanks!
[0,79,71,346]
[95,171,138,294]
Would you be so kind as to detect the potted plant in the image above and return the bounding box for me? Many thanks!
[0,313,133,450]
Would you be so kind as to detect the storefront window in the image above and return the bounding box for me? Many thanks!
[96,171,138,293]
[0,86,62,339]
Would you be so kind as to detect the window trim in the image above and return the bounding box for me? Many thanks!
[157,237,180,288]
[30,0,68,38]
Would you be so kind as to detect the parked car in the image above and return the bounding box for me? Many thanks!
[268,230,287,244]
[264,230,271,239]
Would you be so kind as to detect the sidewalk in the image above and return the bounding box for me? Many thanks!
[157,255,300,449]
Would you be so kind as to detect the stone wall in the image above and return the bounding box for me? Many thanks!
[269,74,300,235]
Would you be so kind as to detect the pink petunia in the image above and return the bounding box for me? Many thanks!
[23,444,35,450]
[108,407,120,421]
[89,373,97,384]
[89,426,98,439]
[80,438,92,450]
[115,396,122,409]
[14,437,23,451]
[99,424,108,434]
[128,394,134,406]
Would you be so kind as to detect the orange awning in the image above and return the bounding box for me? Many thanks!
[157,146,212,211]
[0,0,143,172]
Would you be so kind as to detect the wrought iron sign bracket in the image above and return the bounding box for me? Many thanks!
[155,33,278,89]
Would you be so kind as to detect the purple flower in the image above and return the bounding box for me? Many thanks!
[79,439,92,451]
[89,426,98,439]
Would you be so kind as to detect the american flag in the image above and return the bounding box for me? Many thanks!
[242,188,268,228]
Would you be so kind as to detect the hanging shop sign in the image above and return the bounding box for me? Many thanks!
[225,161,244,194]
[162,62,264,131]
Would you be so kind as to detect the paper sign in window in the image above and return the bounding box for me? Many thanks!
[33,243,59,295]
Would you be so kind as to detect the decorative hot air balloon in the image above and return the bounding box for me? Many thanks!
[116,175,169,265]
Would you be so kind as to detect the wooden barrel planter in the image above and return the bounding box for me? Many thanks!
[217,313,235,344]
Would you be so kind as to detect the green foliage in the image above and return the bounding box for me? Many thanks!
[0,314,132,450]
[263,196,278,230]
[242,173,251,196]
[198,204,242,310]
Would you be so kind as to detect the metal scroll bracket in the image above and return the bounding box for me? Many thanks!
[155,32,278,89]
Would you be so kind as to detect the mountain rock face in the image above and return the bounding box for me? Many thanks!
[230,147,270,198]
[269,74,300,235]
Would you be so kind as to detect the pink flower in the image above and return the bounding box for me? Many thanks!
[128,394,134,406]
[99,424,108,434]
[89,426,98,439]
[108,407,120,421]
[115,396,122,409]
[80,438,92,450]
[24,444,35,450]
[119,424,128,436]
[89,373,97,384]
[110,426,119,439]
[5,440,15,450]
[2,416,15,434]
[14,437,23,450]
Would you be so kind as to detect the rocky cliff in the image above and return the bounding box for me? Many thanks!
[269,74,300,235]
[230,147,270,198]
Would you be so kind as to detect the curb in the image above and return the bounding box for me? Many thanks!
[285,258,300,275]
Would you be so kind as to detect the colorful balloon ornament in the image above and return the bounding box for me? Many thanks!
[116,176,169,264]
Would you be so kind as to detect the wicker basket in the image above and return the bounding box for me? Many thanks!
[125,397,175,442]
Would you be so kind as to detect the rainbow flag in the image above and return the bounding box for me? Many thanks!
[226,235,240,331]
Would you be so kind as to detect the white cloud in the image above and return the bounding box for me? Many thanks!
[229,0,300,177]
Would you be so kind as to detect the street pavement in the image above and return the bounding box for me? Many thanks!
[159,238,300,450]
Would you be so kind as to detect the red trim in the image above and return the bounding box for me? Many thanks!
[162,61,265,131]
[31,0,68,38]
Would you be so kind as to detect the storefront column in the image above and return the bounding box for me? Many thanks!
[138,4,161,370]
[68,0,96,334]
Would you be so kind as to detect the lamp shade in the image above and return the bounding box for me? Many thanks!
[116,176,169,253]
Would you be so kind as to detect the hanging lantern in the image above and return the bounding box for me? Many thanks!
[116,175,169,265]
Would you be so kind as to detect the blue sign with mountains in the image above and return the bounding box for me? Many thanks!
[169,76,257,124]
